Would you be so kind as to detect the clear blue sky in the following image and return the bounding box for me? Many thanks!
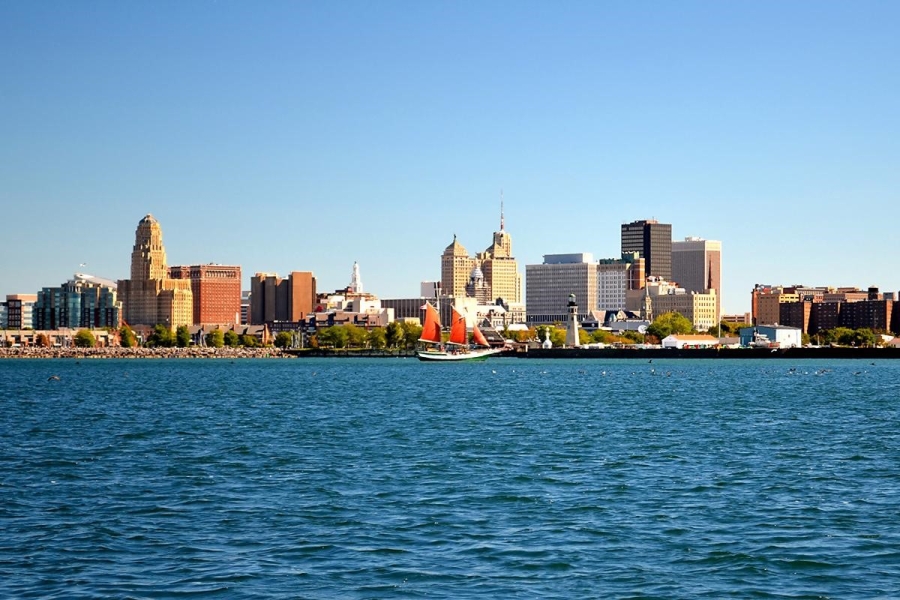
[2,1,898,315]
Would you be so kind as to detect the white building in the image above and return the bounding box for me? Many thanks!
[526,253,597,325]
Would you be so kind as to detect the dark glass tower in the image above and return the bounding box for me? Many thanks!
[620,219,672,280]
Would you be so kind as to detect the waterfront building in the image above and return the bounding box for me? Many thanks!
[597,252,645,311]
[1,294,37,329]
[34,274,121,330]
[672,237,722,323]
[661,334,719,349]
[626,278,717,332]
[621,219,672,280]
[739,325,802,348]
[441,236,478,299]
[249,271,316,324]
[118,214,193,328]
[169,264,242,326]
[440,205,522,305]
[526,253,597,325]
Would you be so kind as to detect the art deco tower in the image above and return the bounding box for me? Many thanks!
[130,215,169,281]
[118,214,193,328]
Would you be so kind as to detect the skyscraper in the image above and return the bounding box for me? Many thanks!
[118,215,193,328]
[525,253,597,325]
[621,219,672,280]
[249,271,316,324]
[672,237,722,322]
[169,264,242,325]
[440,203,522,304]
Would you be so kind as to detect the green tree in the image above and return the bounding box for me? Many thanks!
[74,329,96,348]
[368,327,387,349]
[401,321,423,349]
[385,322,405,348]
[274,332,292,348]
[147,324,176,347]
[240,334,259,347]
[647,312,694,340]
[345,324,368,348]
[578,328,591,345]
[206,329,225,348]
[852,328,877,347]
[317,326,348,349]
[120,326,137,348]
[176,325,191,347]
[224,330,240,347]
[549,327,567,347]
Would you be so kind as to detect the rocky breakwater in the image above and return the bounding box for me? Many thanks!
[0,346,288,359]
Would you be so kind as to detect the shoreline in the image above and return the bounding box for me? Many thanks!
[0,347,288,359]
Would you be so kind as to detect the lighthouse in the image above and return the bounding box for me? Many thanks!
[565,293,580,347]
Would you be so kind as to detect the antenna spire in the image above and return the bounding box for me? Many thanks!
[500,189,505,231]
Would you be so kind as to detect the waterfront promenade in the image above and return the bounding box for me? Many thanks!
[0,346,287,359]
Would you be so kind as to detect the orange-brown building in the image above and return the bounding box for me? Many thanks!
[249,271,316,324]
[169,264,242,326]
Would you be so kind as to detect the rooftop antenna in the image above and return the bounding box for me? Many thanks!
[500,189,505,231]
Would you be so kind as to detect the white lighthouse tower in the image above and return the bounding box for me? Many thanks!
[565,293,580,347]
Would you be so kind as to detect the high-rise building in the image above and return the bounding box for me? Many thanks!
[440,205,522,304]
[1,294,37,329]
[249,271,316,324]
[621,219,672,280]
[525,253,597,325]
[118,214,193,328]
[34,274,121,330]
[597,252,645,311]
[441,236,477,299]
[169,264,242,326]
[672,237,722,322]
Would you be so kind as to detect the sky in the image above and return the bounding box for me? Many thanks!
[2,1,898,315]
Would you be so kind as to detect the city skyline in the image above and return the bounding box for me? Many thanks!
[2,2,898,314]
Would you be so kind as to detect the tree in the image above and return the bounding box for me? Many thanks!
[549,327,566,348]
[35,333,51,348]
[74,329,96,348]
[647,312,694,340]
[120,326,136,348]
[206,329,225,348]
[317,326,348,349]
[147,324,176,347]
[274,332,292,348]
[224,330,240,347]
[241,334,259,347]
[368,327,387,349]
[176,325,191,347]
[385,322,405,348]
[345,324,368,348]
[401,321,423,349]
[578,328,591,345]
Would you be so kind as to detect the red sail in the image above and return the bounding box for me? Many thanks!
[448,307,468,345]
[419,303,442,343]
[472,323,490,347]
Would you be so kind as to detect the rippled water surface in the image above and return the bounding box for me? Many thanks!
[2,358,899,598]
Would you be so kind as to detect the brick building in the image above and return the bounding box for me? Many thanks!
[169,264,242,325]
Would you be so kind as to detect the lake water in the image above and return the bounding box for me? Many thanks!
[2,358,899,598]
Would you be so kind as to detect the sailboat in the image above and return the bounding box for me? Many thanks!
[417,303,505,362]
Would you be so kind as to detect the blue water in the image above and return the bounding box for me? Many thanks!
[2,358,899,599]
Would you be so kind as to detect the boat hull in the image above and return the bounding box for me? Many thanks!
[416,347,505,362]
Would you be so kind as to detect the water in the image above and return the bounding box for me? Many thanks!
[2,358,899,599]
